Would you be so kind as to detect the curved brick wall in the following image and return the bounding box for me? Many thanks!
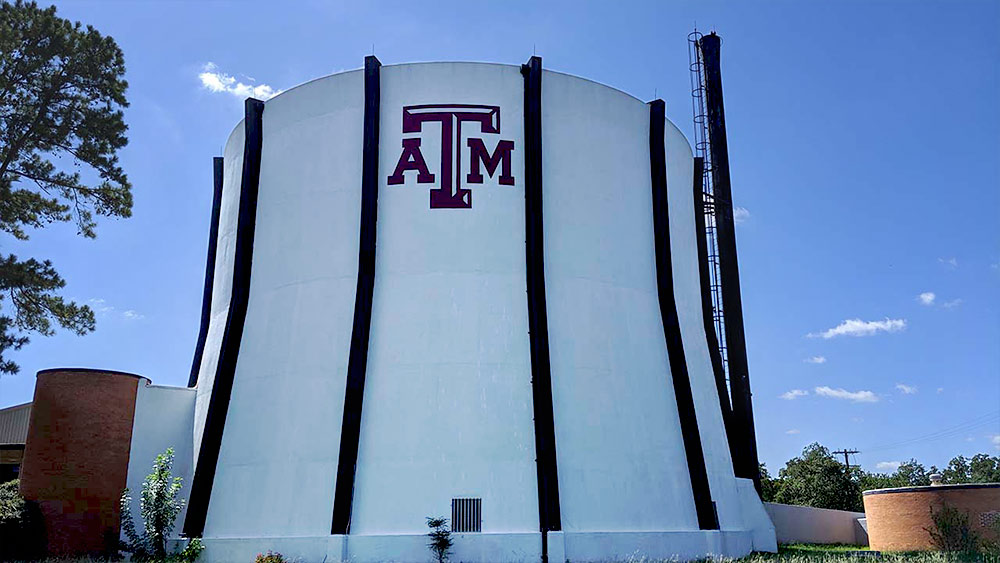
[19,368,147,556]
[863,484,1000,552]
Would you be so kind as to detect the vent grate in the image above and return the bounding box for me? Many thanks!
[451,498,482,532]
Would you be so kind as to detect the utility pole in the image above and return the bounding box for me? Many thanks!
[833,449,859,474]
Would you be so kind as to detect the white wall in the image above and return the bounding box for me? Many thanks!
[542,71,698,532]
[663,118,746,530]
[353,63,537,535]
[203,70,365,537]
[189,63,775,557]
[125,382,196,537]
[192,122,244,463]
[765,502,867,546]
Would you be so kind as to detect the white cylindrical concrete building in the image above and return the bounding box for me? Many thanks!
[168,59,774,562]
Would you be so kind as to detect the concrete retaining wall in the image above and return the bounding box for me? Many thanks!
[764,502,867,546]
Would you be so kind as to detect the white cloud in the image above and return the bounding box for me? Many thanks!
[780,389,809,400]
[876,461,901,471]
[733,207,750,224]
[803,356,827,364]
[785,429,801,435]
[808,318,906,339]
[814,386,879,403]
[87,298,114,314]
[87,298,143,321]
[942,298,963,309]
[992,435,1000,451]
[851,417,864,423]
[917,292,936,306]
[938,257,958,268]
[199,62,282,100]
[895,383,917,395]
[937,387,944,394]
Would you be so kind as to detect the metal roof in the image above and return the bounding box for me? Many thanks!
[0,402,31,445]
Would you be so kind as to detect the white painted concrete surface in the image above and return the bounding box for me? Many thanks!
[124,382,196,536]
[192,121,244,465]
[166,62,776,561]
[204,70,365,538]
[765,502,868,546]
[354,63,537,535]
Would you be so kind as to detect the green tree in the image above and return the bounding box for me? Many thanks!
[758,463,780,502]
[120,448,185,561]
[857,459,932,493]
[895,459,932,486]
[0,0,131,374]
[942,454,1000,484]
[773,443,862,512]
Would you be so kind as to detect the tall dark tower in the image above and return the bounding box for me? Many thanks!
[692,31,762,493]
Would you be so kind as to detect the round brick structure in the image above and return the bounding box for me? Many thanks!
[863,483,1000,552]
[19,368,148,556]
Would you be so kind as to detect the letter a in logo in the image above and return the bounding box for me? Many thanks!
[387,105,515,209]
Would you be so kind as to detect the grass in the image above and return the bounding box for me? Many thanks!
[607,545,1000,563]
[734,544,999,562]
[9,546,1000,563]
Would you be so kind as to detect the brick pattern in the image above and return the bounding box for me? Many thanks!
[863,486,1000,552]
[18,370,141,556]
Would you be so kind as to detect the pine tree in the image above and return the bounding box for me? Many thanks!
[0,0,132,374]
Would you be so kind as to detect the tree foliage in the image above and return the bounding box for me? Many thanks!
[771,443,862,511]
[761,444,1000,512]
[426,516,453,563]
[0,0,131,374]
[942,454,1000,484]
[120,448,185,561]
[0,479,46,560]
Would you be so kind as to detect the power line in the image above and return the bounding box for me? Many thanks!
[863,411,1000,453]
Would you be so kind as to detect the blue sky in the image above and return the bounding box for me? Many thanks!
[1,0,997,474]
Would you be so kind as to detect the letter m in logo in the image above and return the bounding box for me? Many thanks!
[387,104,514,209]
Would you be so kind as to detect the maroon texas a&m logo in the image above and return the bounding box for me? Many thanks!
[387,105,514,209]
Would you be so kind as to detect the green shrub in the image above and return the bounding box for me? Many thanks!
[177,537,205,563]
[254,550,288,563]
[120,447,189,561]
[924,502,978,553]
[0,478,22,520]
[426,516,453,563]
[0,479,46,560]
[980,516,1000,555]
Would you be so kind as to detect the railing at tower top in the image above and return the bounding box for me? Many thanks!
[688,29,729,395]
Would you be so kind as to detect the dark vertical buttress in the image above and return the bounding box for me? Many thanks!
[188,157,226,388]
[521,56,562,540]
[691,156,741,473]
[698,33,762,493]
[184,99,265,537]
[331,55,382,535]
[648,100,718,530]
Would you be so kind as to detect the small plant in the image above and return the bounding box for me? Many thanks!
[981,516,1000,555]
[178,537,206,563]
[0,479,46,560]
[426,516,453,563]
[0,479,22,520]
[924,502,979,553]
[120,447,188,561]
[255,550,288,563]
